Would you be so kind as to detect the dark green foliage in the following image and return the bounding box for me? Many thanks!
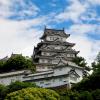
[72,52,100,92]
[0,81,37,100]
[5,87,60,100]
[72,56,87,67]
[92,51,100,74]
[92,61,100,75]
[0,84,8,100]
[96,52,100,63]
[7,81,38,93]
[79,91,93,100]
[0,55,36,73]
[64,90,80,100]
[92,89,100,100]
[0,60,6,73]
[72,74,100,91]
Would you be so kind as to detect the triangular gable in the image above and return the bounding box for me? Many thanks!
[68,68,80,78]
[57,59,67,66]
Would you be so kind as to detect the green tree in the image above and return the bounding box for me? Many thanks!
[92,52,100,74]
[72,56,90,77]
[0,81,38,100]
[72,52,100,91]
[25,57,36,73]
[0,84,9,100]
[72,56,87,68]
[96,52,100,63]
[0,54,36,73]
[0,61,4,72]
[7,81,38,93]
[92,89,100,100]
[5,87,60,100]
[79,91,93,100]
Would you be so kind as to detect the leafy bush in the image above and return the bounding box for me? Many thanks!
[0,81,37,100]
[0,84,9,100]
[79,91,93,100]
[7,81,38,93]
[5,87,60,100]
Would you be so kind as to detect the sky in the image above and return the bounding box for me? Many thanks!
[0,0,100,65]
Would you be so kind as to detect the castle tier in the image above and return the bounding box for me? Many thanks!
[33,28,80,72]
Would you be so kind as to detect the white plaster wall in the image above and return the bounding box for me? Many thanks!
[52,59,59,64]
[36,66,50,72]
[35,76,69,88]
[0,75,24,85]
[46,36,66,42]
[75,69,83,81]
[39,59,48,63]
[54,66,72,76]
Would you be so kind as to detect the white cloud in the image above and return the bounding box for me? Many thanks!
[66,24,100,65]
[55,0,88,23]
[55,0,100,23]
[0,17,45,58]
[0,0,12,18]
[67,24,100,35]
[0,0,40,18]
[88,0,100,5]
[0,0,51,58]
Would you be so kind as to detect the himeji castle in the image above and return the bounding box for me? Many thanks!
[0,28,84,88]
[33,28,80,71]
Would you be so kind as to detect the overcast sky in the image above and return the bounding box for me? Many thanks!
[0,0,100,65]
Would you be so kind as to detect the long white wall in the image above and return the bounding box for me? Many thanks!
[0,65,83,87]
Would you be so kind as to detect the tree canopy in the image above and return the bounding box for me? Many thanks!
[0,54,36,73]
[5,87,60,100]
[0,81,38,100]
[72,51,100,91]
[72,56,87,68]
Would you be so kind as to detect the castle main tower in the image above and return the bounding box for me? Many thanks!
[33,28,79,72]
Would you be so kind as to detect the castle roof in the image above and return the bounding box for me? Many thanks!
[37,41,75,47]
[39,49,79,54]
[40,28,70,39]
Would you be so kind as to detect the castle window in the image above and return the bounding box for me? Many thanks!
[70,54,74,57]
[50,37,52,40]
[48,60,51,63]
[45,83,51,85]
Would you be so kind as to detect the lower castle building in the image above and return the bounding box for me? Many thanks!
[0,62,83,88]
